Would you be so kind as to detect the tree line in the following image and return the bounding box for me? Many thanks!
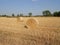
[0,10,60,17]
[42,10,60,17]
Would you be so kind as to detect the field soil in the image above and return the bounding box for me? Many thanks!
[0,17,60,45]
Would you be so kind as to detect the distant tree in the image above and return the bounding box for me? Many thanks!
[0,15,1,17]
[2,14,7,17]
[58,11,60,16]
[29,12,32,17]
[43,10,52,16]
[17,14,20,17]
[53,11,60,17]
[20,13,23,16]
[53,12,58,16]
[12,13,14,17]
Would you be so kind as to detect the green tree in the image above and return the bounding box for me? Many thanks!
[29,12,32,17]
[53,12,58,16]
[2,14,7,17]
[43,10,51,16]
[20,13,23,16]
[17,14,20,17]
[53,11,60,17]
[12,13,14,17]
[58,11,60,16]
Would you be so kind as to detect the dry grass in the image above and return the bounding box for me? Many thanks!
[0,17,60,45]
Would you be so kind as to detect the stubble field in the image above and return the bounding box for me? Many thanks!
[0,17,60,45]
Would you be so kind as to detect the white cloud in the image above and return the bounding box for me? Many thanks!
[32,0,37,1]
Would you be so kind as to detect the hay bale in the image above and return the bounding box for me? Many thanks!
[17,17,23,22]
[26,18,39,29]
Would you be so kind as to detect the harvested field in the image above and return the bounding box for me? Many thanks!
[0,17,60,45]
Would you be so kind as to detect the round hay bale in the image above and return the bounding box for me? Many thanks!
[20,17,23,21]
[26,18,39,29]
[17,17,23,22]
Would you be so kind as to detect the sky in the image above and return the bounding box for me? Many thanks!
[0,0,60,15]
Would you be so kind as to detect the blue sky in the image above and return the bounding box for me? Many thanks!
[0,0,60,15]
